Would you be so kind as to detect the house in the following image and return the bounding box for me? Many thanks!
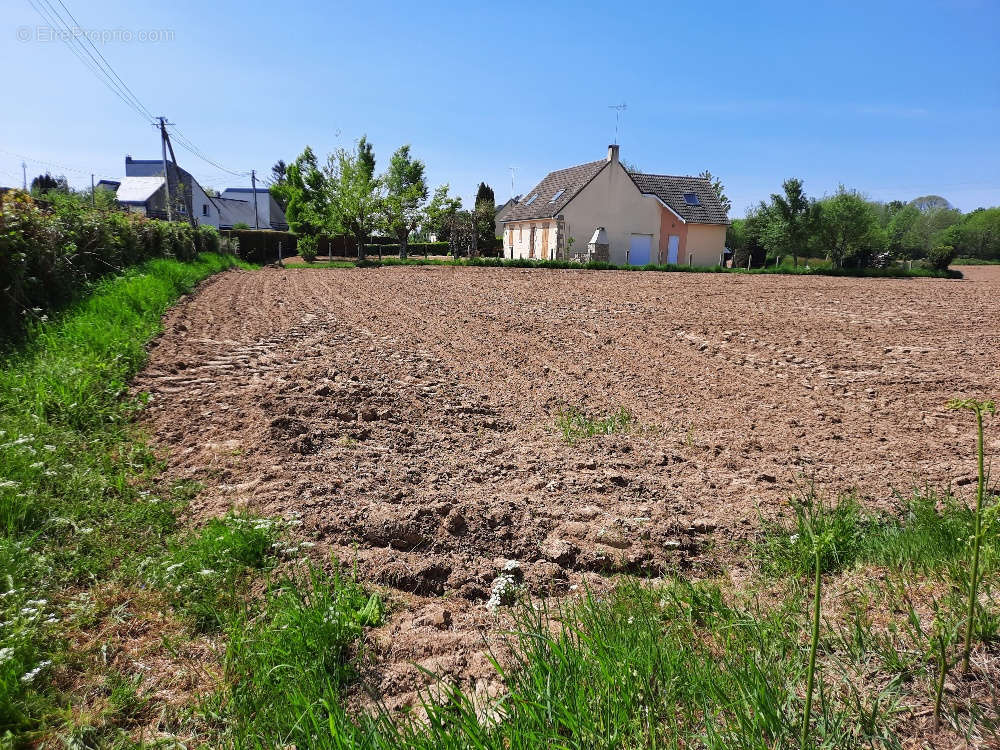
[95,179,120,192]
[219,188,289,231]
[494,195,520,237]
[501,146,729,266]
[116,156,222,227]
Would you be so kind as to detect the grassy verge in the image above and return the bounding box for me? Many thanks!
[955,257,1000,265]
[286,255,962,279]
[0,253,248,739]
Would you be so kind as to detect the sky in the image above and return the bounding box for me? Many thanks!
[2,0,998,217]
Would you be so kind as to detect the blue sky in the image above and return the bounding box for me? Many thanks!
[2,0,998,216]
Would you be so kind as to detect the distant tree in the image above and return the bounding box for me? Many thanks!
[424,184,462,241]
[473,182,497,251]
[949,207,1000,259]
[765,178,814,265]
[699,170,732,216]
[203,186,219,197]
[445,209,477,256]
[382,145,428,258]
[30,172,69,195]
[909,195,953,212]
[621,160,642,173]
[811,187,886,267]
[325,136,383,257]
[271,159,287,185]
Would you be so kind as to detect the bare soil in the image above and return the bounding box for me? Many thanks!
[133,264,1000,710]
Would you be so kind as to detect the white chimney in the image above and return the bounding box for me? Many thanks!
[607,144,619,165]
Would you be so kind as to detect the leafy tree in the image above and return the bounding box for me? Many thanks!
[275,147,328,236]
[950,207,1000,259]
[30,172,69,195]
[699,170,732,216]
[325,136,383,257]
[424,184,462,241]
[910,195,952,212]
[382,145,428,258]
[811,187,886,267]
[767,178,813,266]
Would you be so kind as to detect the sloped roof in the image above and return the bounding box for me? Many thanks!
[214,196,258,228]
[116,176,164,204]
[629,173,729,225]
[502,160,607,221]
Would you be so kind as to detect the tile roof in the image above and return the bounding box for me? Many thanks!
[629,173,729,225]
[502,160,607,221]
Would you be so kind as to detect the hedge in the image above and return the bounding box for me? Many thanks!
[1,190,223,345]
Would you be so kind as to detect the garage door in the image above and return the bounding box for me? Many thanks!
[629,234,652,266]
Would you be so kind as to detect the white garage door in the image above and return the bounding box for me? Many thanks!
[629,234,653,266]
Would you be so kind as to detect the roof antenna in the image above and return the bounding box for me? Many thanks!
[508,166,516,199]
[608,103,627,145]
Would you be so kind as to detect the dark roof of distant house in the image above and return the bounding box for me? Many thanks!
[495,196,521,220]
[629,173,729,224]
[502,160,607,221]
[223,187,270,193]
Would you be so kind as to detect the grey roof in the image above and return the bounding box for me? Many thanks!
[502,160,607,221]
[629,173,729,225]
[214,196,258,228]
[116,176,164,204]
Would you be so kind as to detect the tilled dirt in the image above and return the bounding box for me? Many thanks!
[133,264,1000,709]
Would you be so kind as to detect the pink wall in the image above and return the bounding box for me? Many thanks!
[657,207,688,264]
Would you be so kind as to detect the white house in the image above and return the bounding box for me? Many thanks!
[501,146,729,266]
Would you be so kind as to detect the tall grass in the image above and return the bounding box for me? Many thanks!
[0,253,243,735]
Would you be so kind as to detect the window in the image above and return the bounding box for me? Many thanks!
[518,225,523,241]
[683,192,700,206]
[549,189,565,203]
[524,193,537,205]
[202,204,208,216]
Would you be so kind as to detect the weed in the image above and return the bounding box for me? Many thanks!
[947,398,996,672]
[556,406,633,443]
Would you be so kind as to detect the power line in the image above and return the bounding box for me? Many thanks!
[27,0,251,184]
[27,0,153,125]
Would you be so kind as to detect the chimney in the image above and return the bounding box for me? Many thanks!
[607,144,619,165]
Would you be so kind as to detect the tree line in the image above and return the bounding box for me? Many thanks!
[728,178,1000,270]
[268,139,498,259]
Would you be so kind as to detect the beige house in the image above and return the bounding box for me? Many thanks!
[501,146,729,266]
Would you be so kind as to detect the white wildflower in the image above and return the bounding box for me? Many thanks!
[198,569,215,576]
[165,562,183,573]
[20,660,51,683]
[29,462,44,469]
[0,647,14,664]
[298,541,316,549]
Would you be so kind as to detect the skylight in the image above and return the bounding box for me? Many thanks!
[683,192,701,206]
[549,189,565,203]
[524,193,538,205]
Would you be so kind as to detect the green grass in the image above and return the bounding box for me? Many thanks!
[954,257,1000,265]
[285,254,962,279]
[0,252,245,737]
[754,491,1000,577]
[556,406,634,443]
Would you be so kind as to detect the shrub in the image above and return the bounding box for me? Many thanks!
[0,190,228,345]
[298,234,319,263]
[926,244,957,271]
[223,229,296,264]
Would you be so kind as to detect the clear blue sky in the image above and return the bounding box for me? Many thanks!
[2,0,998,216]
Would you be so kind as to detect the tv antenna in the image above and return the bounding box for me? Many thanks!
[509,166,517,198]
[608,103,627,144]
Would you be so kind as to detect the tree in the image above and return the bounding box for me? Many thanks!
[275,147,328,236]
[424,184,462,241]
[382,145,428,258]
[811,187,886,268]
[474,182,497,252]
[271,159,287,185]
[699,170,732,216]
[30,172,69,195]
[325,136,383,257]
[769,178,813,266]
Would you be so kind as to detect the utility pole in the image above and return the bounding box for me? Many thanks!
[158,116,173,221]
[22,162,27,191]
[91,174,95,207]
[250,169,259,229]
